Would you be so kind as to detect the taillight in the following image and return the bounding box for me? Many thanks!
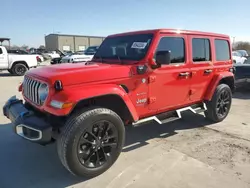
[36,56,41,62]
[18,82,23,92]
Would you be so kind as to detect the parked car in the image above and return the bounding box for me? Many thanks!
[234,57,250,89]
[51,46,99,64]
[43,51,60,59]
[84,45,99,55]
[232,51,247,64]
[50,49,68,64]
[3,29,234,178]
[60,51,94,64]
[236,50,249,57]
[0,46,38,75]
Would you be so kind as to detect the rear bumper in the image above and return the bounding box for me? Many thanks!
[3,96,53,145]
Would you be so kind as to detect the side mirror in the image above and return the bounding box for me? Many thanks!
[155,50,171,66]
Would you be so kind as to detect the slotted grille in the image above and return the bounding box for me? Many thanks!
[23,76,42,105]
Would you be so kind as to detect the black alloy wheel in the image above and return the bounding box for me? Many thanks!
[12,63,28,76]
[77,120,118,168]
[205,83,232,122]
[57,107,125,178]
[216,89,231,118]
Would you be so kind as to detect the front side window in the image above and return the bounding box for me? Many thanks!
[155,37,185,64]
[192,38,211,62]
[215,39,230,61]
[0,48,2,54]
[93,33,153,62]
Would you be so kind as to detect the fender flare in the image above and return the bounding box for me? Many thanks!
[47,84,139,121]
[11,61,29,69]
[204,72,234,101]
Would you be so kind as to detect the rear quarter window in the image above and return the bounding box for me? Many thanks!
[215,39,230,61]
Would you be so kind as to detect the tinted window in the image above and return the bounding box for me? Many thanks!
[0,48,2,54]
[192,38,211,62]
[215,39,230,61]
[156,37,185,63]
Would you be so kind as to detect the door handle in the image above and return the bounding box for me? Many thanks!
[179,72,190,77]
[204,69,213,74]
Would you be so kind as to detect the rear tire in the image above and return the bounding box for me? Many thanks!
[57,107,125,178]
[204,84,232,122]
[12,63,28,76]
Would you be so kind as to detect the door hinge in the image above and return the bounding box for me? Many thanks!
[149,76,156,83]
[149,97,156,103]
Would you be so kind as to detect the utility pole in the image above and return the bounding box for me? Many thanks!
[232,36,236,45]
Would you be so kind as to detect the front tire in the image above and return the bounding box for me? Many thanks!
[204,84,232,122]
[57,108,125,178]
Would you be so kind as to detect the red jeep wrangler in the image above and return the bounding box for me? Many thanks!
[3,29,235,178]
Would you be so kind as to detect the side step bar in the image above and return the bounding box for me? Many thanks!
[132,103,207,127]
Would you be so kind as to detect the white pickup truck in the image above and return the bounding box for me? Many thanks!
[0,46,38,76]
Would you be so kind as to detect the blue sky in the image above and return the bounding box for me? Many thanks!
[2,0,250,47]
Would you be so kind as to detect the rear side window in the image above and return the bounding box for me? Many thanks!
[156,37,185,64]
[192,38,211,62]
[0,48,2,54]
[215,39,230,61]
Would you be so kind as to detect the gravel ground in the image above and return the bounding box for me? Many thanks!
[0,64,250,188]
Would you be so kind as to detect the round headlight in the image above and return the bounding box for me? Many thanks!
[38,83,49,102]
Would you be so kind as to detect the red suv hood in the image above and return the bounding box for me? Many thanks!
[27,63,132,86]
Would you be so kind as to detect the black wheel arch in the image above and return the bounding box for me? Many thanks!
[218,76,235,93]
[11,61,29,70]
[69,94,134,124]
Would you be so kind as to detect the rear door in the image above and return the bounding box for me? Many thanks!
[148,34,191,111]
[188,35,215,102]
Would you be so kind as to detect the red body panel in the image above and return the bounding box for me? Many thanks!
[45,84,139,120]
[204,71,234,100]
[22,28,234,121]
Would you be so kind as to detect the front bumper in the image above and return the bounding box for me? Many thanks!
[3,96,53,145]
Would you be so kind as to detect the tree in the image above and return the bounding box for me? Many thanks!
[20,45,29,50]
[233,41,250,53]
[39,45,45,49]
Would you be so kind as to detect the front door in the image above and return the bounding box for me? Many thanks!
[0,48,8,69]
[188,36,215,102]
[149,34,191,111]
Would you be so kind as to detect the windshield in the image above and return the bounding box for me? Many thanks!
[93,33,153,61]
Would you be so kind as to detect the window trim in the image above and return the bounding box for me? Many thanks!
[214,39,231,61]
[191,38,212,64]
[154,36,186,65]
